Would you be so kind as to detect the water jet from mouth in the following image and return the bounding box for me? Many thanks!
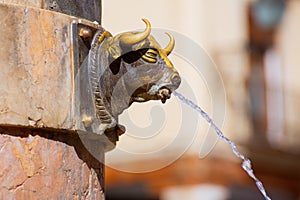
[173,91,272,200]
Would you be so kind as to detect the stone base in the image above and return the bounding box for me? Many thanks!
[0,127,104,199]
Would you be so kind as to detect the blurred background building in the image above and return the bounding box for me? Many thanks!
[102,0,300,199]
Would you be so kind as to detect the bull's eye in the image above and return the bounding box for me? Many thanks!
[142,49,157,63]
[122,48,148,64]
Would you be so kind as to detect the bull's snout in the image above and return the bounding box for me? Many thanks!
[157,72,181,104]
[171,73,181,89]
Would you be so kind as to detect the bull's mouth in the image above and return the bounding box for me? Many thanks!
[130,84,172,104]
[157,87,171,104]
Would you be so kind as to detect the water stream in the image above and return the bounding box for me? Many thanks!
[173,91,271,200]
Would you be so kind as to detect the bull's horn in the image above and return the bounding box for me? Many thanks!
[163,33,175,56]
[120,18,151,46]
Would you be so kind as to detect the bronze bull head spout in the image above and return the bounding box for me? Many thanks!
[100,19,180,108]
[87,19,181,138]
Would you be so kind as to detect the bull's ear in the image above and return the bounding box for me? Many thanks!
[107,45,122,75]
[108,45,122,60]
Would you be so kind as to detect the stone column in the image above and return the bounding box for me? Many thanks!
[0,2,110,199]
[0,0,102,23]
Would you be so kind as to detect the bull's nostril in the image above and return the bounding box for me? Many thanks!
[171,73,181,87]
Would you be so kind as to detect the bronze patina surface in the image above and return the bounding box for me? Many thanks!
[82,19,181,140]
[45,0,101,23]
